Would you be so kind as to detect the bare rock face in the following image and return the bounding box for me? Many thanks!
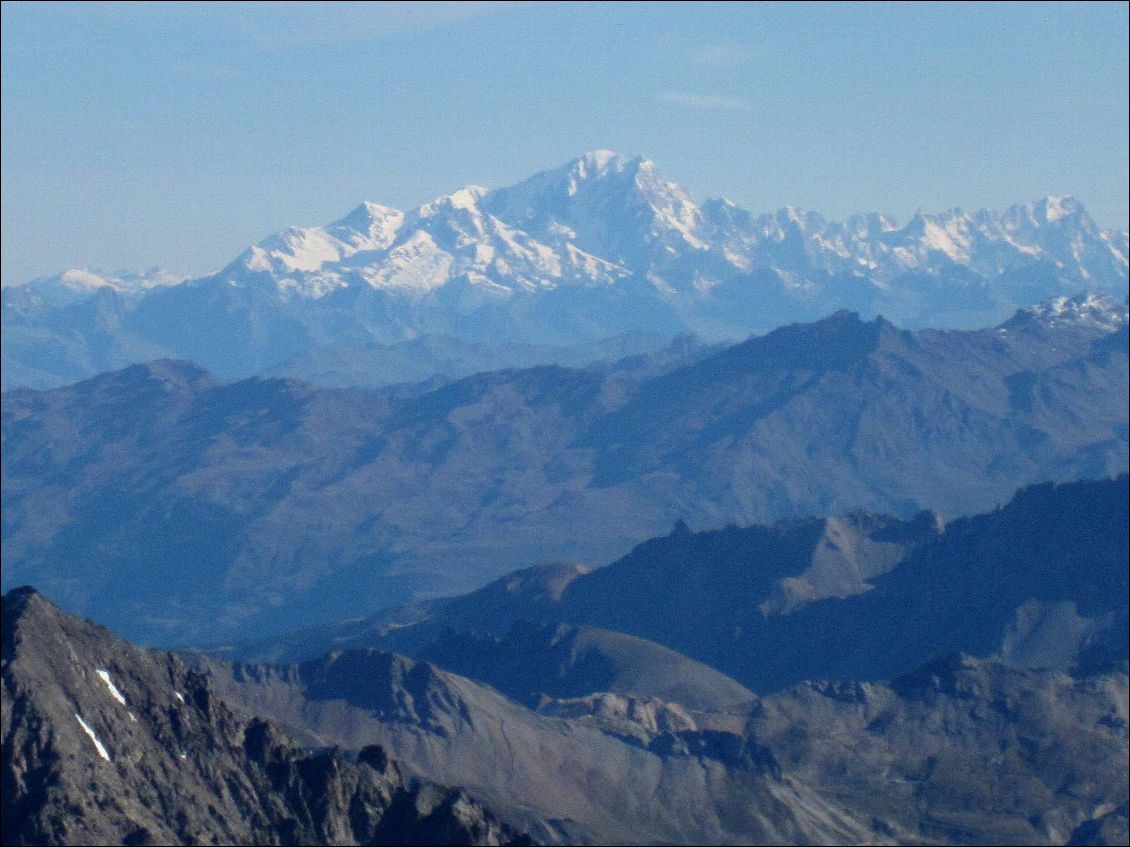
[1067,804,1130,846]
[0,587,526,846]
[535,692,699,741]
[751,655,1129,846]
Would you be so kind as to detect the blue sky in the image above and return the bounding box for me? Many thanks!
[2,1,1127,284]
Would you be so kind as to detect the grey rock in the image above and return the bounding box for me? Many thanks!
[0,588,527,846]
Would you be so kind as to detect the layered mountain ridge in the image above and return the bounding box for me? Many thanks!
[4,150,1128,847]
[231,476,1129,695]
[3,300,1126,645]
[202,475,1128,843]
[4,151,1127,390]
[6,557,1128,845]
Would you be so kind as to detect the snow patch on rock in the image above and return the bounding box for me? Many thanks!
[74,713,110,761]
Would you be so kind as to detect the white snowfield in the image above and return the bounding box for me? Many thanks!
[1019,291,1130,331]
[15,153,1124,307]
[206,152,1128,301]
[74,713,110,761]
[53,268,184,294]
[95,669,127,706]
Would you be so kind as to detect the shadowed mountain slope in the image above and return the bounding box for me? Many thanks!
[260,330,697,389]
[3,304,1126,644]
[415,621,756,711]
[253,477,1128,699]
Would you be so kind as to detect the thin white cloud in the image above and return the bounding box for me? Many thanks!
[659,91,753,113]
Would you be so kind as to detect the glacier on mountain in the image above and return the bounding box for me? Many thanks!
[3,152,1128,387]
[10,151,1127,308]
[184,151,1129,309]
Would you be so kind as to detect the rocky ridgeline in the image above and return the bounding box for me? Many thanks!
[0,587,527,846]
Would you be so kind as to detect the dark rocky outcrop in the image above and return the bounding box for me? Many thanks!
[0,587,525,846]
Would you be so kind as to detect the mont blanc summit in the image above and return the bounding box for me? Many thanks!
[3,152,1128,389]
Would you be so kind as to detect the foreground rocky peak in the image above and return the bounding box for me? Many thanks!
[0,588,526,846]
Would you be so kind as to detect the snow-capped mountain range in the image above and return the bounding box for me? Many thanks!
[3,151,1128,388]
[200,150,1130,300]
[10,267,186,304]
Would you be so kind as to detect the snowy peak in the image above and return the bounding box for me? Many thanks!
[326,201,405,252]
[844,212,899,239]
[218,175,629,299]
[1004,291,1129,332]
[244,226,350,274]
[407,186,495,247]
[1005,195,1086,228]
[699,195,1128,285]
[2,267,186,308]
[755,207,831,240]
[481,151,708,270]
[886,211,974,263]
[568,149,639,181]
[11,154,1127,322]
[71,267,184,292]
[483,150,640,220]
[50,267,184,294]
[373,183,627,294]
[417,185,491,217]
[996,195,1107,249]
[233,201,407,282]
[629,158,708,252]
[9,153,1130,392]
[1038,195,1082,223]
